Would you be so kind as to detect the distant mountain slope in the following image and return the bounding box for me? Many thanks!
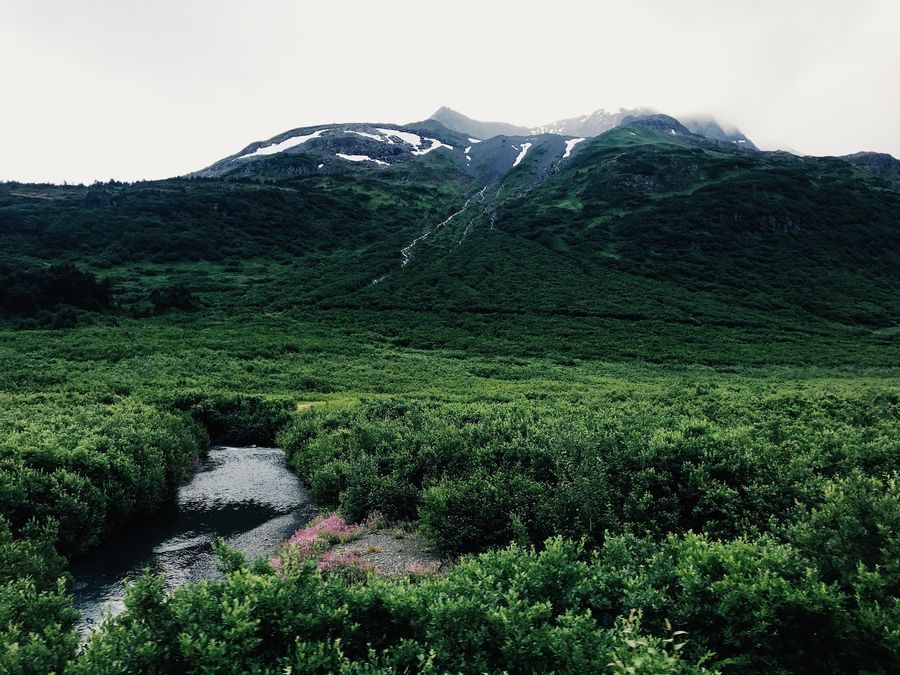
[840,151,900,185]
[431,106,758,150]
[531,107,656,136]
[680,116,757,149]
[429,106,529,139]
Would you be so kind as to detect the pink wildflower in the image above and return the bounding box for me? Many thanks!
[284,514,363,557]
[317,550,369,573]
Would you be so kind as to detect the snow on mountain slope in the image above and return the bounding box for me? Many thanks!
[192,115,593,184]
[193,123,466,178]
[512,142,532,167]
[412,137,454,156]
[336,153,390,166]
[563,138,585,158]
[237,129,327,158]
[195,101,764,182]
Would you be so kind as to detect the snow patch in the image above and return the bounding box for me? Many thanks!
[512,142,532,167]
[464,146,472,154]
[412,137,453,155]
[670,129,677,135]
[317,163,324,170]
[238,129,326,158]
[336,153,389,166]
[374,127,452,156]
[468,137,482,144]
[563,138,585,159]
[376,128,422,147]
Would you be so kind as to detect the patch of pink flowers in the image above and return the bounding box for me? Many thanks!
[318,550,369,573]
[286,514,362,557]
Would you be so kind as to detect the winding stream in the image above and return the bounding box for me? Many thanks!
[70,446,313,634]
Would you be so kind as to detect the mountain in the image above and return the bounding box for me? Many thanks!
[193,111,755,185]
[430,106,758,150]
[3,114,898,364]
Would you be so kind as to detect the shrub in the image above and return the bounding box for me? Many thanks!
[179,394,293,445]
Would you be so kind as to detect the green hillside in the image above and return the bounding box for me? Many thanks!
[2,123,899,364]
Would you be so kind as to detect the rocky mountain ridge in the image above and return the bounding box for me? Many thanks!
[192,109,898,192]
[434,106,758,150]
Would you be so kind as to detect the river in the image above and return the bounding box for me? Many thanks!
[69,446,313,634]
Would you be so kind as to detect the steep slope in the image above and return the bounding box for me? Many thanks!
[345,119,900,359]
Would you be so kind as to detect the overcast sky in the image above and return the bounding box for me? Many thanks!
[2,0,898,184]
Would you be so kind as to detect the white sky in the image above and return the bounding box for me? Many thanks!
[1,0,898,184]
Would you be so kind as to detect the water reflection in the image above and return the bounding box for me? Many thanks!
[70,446,313,633]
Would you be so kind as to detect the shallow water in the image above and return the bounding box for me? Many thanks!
[69,446,313,634]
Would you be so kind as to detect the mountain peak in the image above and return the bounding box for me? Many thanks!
[429,107,529,140]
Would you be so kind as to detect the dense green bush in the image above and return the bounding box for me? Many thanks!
[279,392,898,556]
[265,388,900,670]
[0,517,78,675]
[0,398,208,670]
[0,264,112,318]
[176,394,294,445]
[67,532,900,673]
[149,283,200,314]
[0,397,208,552]
[420,470,553,553]
[70,538,715,674]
